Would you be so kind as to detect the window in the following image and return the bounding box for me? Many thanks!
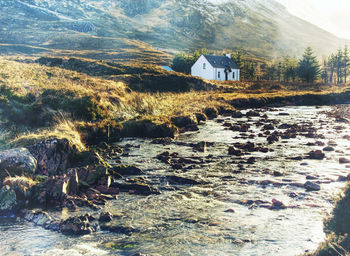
[203,63,206,69]
[233,72,235,79]
[218,71,220,78]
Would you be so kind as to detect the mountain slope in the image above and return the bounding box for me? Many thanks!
[0,0,347,62]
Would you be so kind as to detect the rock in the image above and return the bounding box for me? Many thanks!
[63,168,79,196]
[23,210,52,226]
[246,110,260,117]
[111,182,160,195]
[204,107,218,119]
[101,222,135,235]
[0,148,37,182]
[306,175,318,180]
[304,181,321,191]
[78,165,108,186]
[27,139,75,176]
[339,158,350,164]
[0,186,18,217]
[307,150,325,160]
[60,215,94,235]
[151,137,173,145]
[224,208,235,213]
[270,199,286,210]
[289,192,298,198]
[323,146,335,152]
[337,175,348,182]
[96,185,119,195]
[195,112,207,122]
[267,134,279,144]
[263,124,275,130]
[167,175,201,185]
[247,157,255,164]
[231,111,243,118]
[228,147,242,156]
[193,142,207,152]
[99,212,113,223]
[171,115,197,129]
[113,165,144,176]
[273,171,284,177]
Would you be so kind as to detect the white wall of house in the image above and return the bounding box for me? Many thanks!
[191,55,215,80]
[212,68,238,81]
[191,55,240,81]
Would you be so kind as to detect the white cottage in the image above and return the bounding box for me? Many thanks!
[191,54,240,81]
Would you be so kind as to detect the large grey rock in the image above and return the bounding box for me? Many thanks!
[0,185,18,216]
[0,148,37,182]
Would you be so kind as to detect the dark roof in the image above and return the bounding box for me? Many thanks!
[203,55,239,69]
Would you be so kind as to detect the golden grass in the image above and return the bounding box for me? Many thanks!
[10,118,86,151]
[0,56,348,149]
[3,176,37,188]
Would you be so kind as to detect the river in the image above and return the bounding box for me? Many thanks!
[1,105,350,256]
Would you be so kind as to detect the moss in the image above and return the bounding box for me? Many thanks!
[105,241,138,250]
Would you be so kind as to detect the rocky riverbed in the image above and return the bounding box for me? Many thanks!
[1,105,350,256]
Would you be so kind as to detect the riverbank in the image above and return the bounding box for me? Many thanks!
[0,56,349,151]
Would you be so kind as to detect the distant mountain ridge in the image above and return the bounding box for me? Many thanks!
[0,0,348,62]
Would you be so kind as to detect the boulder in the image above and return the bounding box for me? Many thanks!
[245,110,260,117]
[60,215,94,235]
[78,165,108,186]
[307,150,325,160]
[323,146,335,152]
[0,148,37,182]
[99,212,113,223]
[195,113,207,122]
[270,199,286,210]
[171,116,197,129]
[113,165,144,176]
[204,107,218,119]
[101,222,136,235]
[27,139,75,176]
[193,142,207,152]
[0,185,18,216]
[228,147,243,156]
[304,181,321,191]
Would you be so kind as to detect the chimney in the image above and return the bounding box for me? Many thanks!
[226,53,231,59]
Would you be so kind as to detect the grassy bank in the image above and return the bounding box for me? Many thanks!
[306,183,350,256]
[0,56,348,150]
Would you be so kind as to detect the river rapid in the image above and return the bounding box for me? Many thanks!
[1,105,350,256]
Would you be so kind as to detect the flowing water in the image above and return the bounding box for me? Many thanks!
[1,105,350,256]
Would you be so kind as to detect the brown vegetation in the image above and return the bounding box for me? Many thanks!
[0,56,348,150]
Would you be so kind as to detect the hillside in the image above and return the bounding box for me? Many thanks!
[0,0,348,63]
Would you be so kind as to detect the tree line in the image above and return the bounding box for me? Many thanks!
[172,46,350,84]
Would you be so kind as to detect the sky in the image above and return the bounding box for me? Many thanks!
[275,0,350,39]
